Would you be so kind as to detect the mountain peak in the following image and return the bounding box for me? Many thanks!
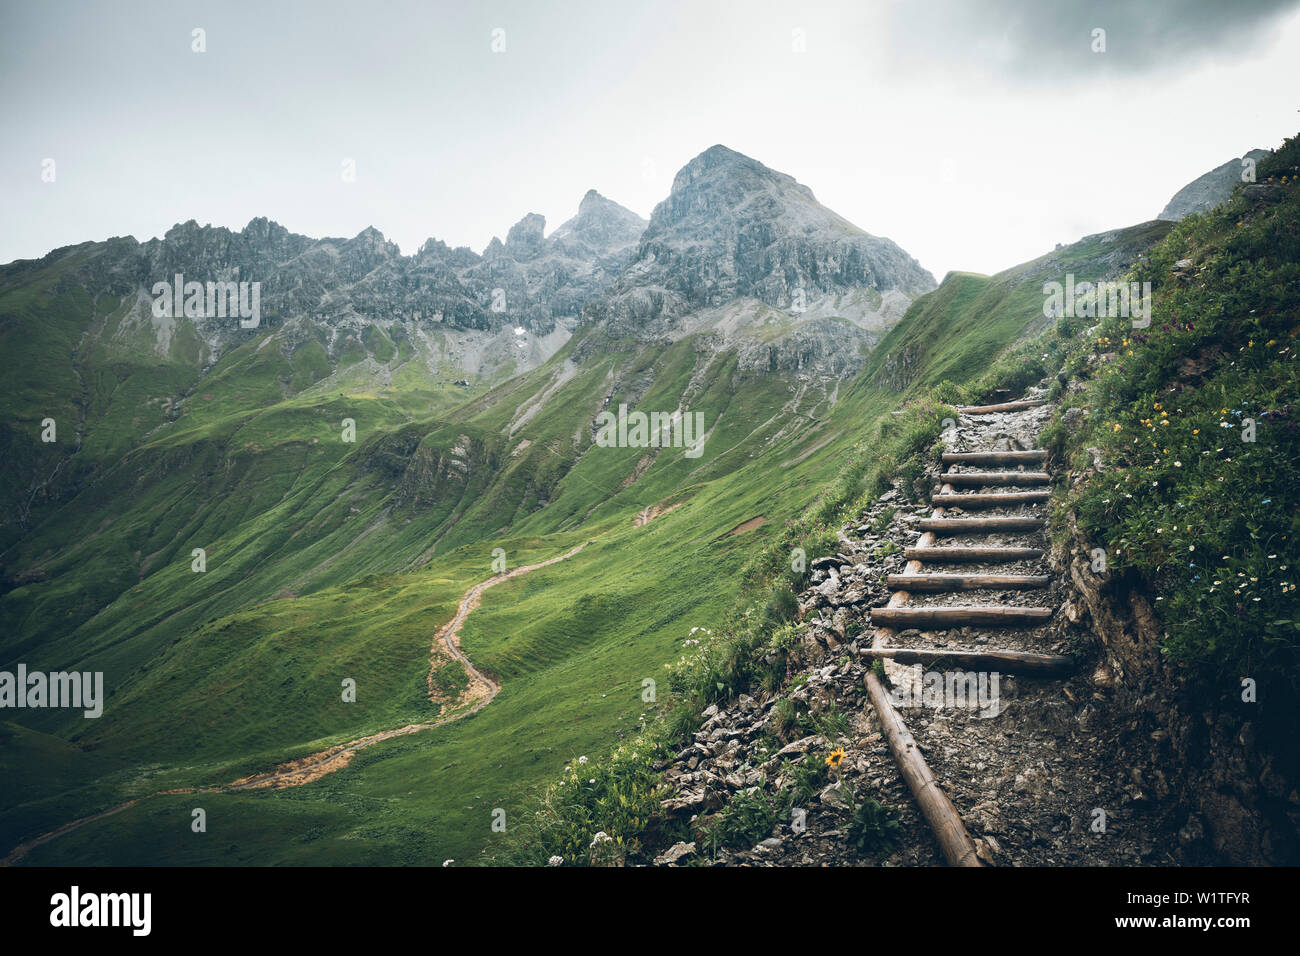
[550,191,646,251]
[243,216,286,234]
[576,188,625,216]
[591,148,936,332]
[688,144,750,170]
[505,213,547,257]
[669,145,815,203]
[650,147,848,246]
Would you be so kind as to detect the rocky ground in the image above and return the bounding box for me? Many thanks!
[652,384,1192,867]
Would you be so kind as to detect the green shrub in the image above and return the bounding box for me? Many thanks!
[1051,130,1300,760]
[789,754,830,803]
[847,795,900,859]
[870,506,896,535]
[507,737,668,865]
[897,459,925,502]
[931,380,968,405]
[772,697,799,738]
[763,585,800,627]
[664,700,703,747]
[699,788,789,856]
[805,702,848,739]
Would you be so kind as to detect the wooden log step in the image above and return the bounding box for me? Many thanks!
[941,450,1046,465]
[917,517,1045,533]
[956,400,1046,414]
[942,471,1050,486]
[858,646,1075,676]
[904,546,1043,562]
[887,573,1051,591]
[932,491,1050,508]
[870,606,1053,627]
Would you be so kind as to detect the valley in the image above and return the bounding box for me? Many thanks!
[2,136,1295,868]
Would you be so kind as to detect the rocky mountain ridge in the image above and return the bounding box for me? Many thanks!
[17,190,648,376]
[8,145,936,386]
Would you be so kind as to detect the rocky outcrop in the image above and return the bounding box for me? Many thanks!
[1158,149,1271,221]
[550,189,647,262]
[461,193,647,342]
[392,432,499,512]
[732,317,873,377]
[877,342,924,392]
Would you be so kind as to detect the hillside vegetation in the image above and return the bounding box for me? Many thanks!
[0,185,1181,867]
[1046,133,1300,760]
[496,143,1300,866]
[495,232,1186,865]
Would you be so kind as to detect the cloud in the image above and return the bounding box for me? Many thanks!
[877,0,1300,82]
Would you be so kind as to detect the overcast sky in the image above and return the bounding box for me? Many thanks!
[3,0,1299,280]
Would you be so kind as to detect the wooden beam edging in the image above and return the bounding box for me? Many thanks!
[916,517,1044,533]
[903,545,1044,562]
[941,450,1046,465]
[864,669,983,866]
[865,478,983,866]
[931,491,1050,508]
[871,605,1053,626]
[886,572,1051,591]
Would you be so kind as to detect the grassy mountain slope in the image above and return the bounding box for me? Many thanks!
[1047,135,1300,766]
[0,213,1171,865]
[858,221,1173,398]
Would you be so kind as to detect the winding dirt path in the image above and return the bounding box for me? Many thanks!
[2,542,587,866]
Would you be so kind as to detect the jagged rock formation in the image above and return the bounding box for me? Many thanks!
[463,190,647,344]
[1158,149,1271,221]
[15,192,649,375]
[589,146,935,339]
[11,146,934,387]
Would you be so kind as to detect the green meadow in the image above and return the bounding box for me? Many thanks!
[0,221,1169,865]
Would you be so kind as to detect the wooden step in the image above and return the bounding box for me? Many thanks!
[887,573,1050,591]
[870,606,1052,627]
[904,546,1043,563]
[943,471,1050,486]
[932,491,1050,509]
[957,400,1046,415]
[941,451,1046,466]
[858,646,1074,676]
[917,517,1045,533]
